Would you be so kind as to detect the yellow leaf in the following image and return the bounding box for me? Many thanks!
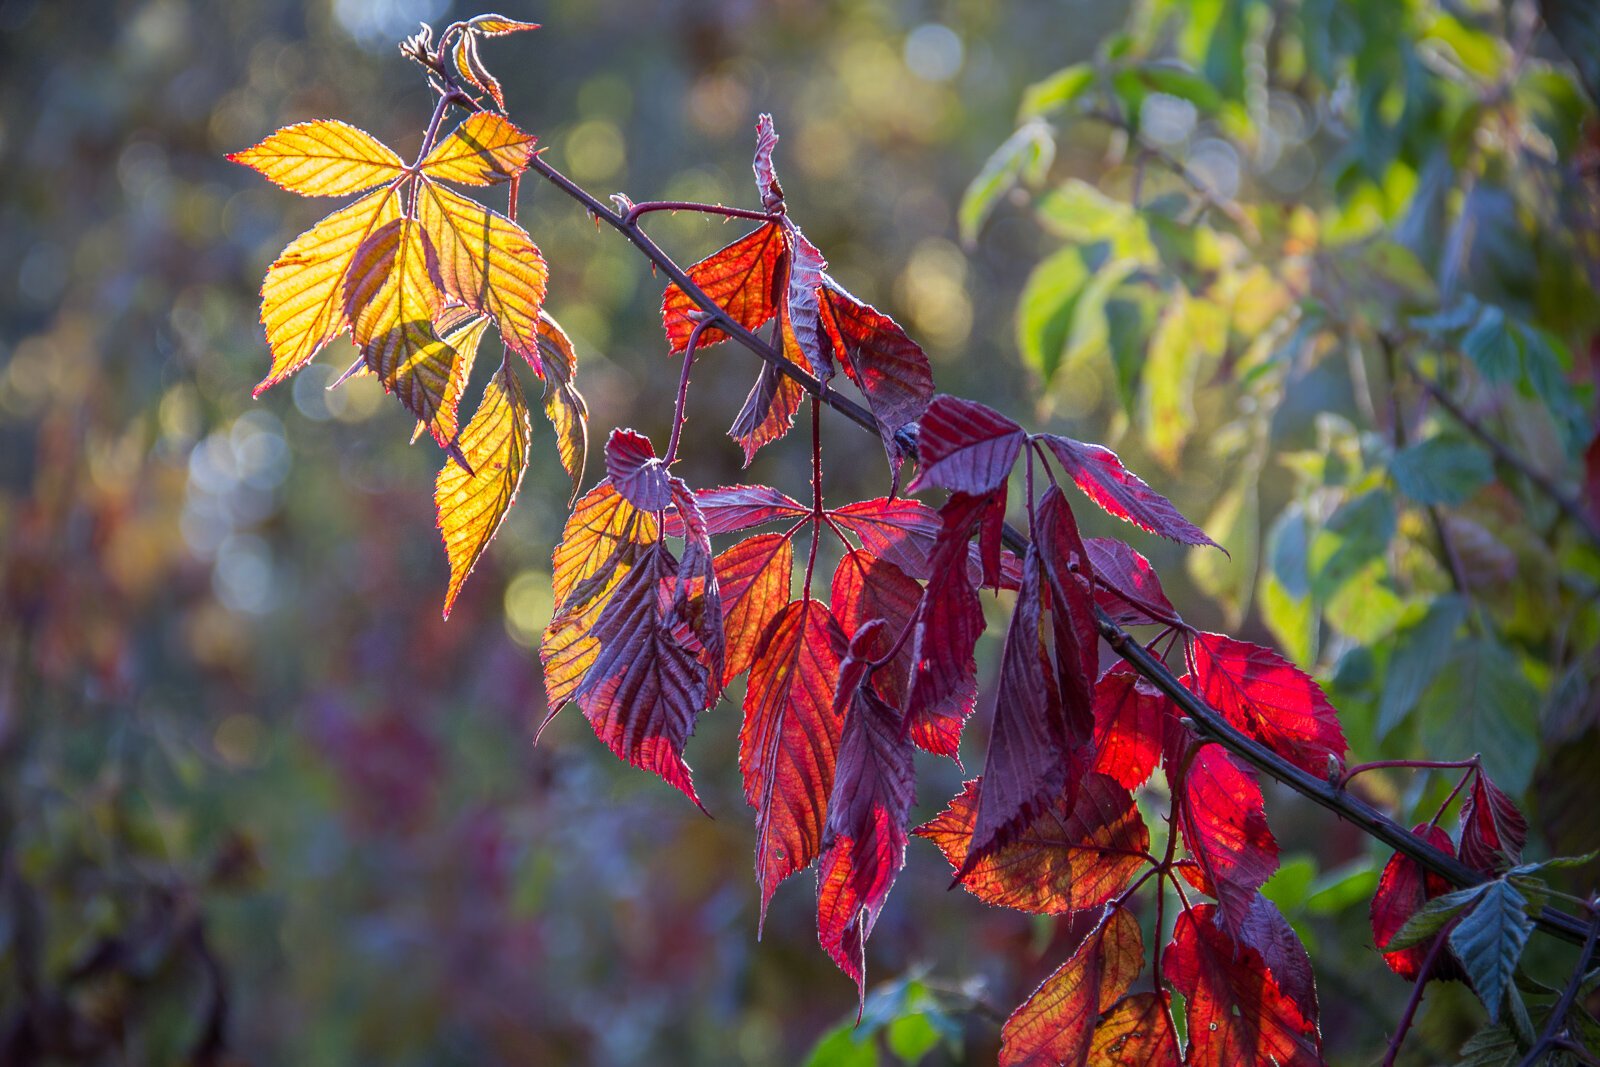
[408,308,490,444]
[453,33,506,111]
[436,362,531,617]
[418,113,536,186]
[255,185,401,395]
[541,483,659,711]
[536,311,589,503]
[417,181,548,360]
[344,216,463,445]
[229,119,405,198]
[468,14,541,36]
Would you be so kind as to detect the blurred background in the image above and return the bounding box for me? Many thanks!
[1,0,1596,1064]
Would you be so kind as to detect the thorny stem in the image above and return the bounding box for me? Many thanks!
[455,82,1595,951]
[803,398,823,602]
[622,200,782,226]
[1426,765,1478,830]
[664,317,710,466]
[1338,757,1479,792]
[1380,917,1458,1067]
[1516,899,1600,1067]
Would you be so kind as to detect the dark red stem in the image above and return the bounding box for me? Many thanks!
[803,398,823,601]
[623,200,782,226]
[1338,757,1480,792]
[664,317,710,466]
[1381,919,1457,1067]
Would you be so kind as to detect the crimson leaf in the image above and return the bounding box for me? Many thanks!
[605,428,671,511]
[907,394,1026,495]
[1189,631,1348,777]
[1039,434,1220,548]
[1459,771,1529,874]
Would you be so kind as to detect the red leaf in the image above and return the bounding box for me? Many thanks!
[829,497,943,579]
[660,222,784,352]
[1039,435,1220,548]
[780,224,832,382]
[903,492,991,757]
[1036,487,1099,740]
[728,358,806,465]
[1164,905,1322,1067]
[960,546,1078,876]
[999,906,1145,1067]
[916,772,1149,913]
[1174,739,1279,936]
[1189,632,1348,777]
[907,395,1026,495]
[1092,663,1170,790]
[1086,537,1178,626]
[715,533,795,686]
[1238,892,1319,1025]
[1459,770,1529,874]
[661,484,808,538]
[819,281,934,475]
[1371,823,1466,981]
[741,598,846,923]
[753,113,784,213]
[604,428,671,511]
[1089,993,1181,1066]
[831,550,920,709]
[818,625,917,1000]
[572,540,711,809]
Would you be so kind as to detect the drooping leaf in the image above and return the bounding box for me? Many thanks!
[1039,435,1221,548]
[715,533,795,686]
[1035,487,1099,741]
[343,215,463,445]
[1449,879,1534,1023]
[1092,663,1169,791]
[753,112,784,213]
[818,626,917,1000]
[417,180,549,362]
[668,477,724,699]
[903,492,991,757]
[998,906,1143,1067]
[1087,992,1180,1066]
[535,311,589,503]
[1174,739,1279,936]
[818,281,934,476]
[829,497,944,580]
[831,551,921,710]
[1164,905,1322,1067]
[916,772,1148,913]
[435,359,530,617]
[664,485,809,537]
[729,358,807,465]
[1371,823,1465,981]
[418,112,536,186]
[780,225,832,381]
[907,395,1026,495]
[604,428,672,511]
[1189,632,1348,777]
[742,598,847,922]
[254,185,402,394]
[1459,772,1530,875]
[1238,892,1319,1025]
[1086,537,1178,626]
[661,222,785,352]
[228,119,405,197]
[960,547,1075,876]
[452,32,504,111]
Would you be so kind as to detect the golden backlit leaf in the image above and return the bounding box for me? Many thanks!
[228,119,404,197]
[417,180,548,361]
[344,216,462,445]
[452,32,506,110]
[468,14,541,36]
[536,311,589,503]
[435,361,530,617]
[418,113,536,186]
[255,185,401,395]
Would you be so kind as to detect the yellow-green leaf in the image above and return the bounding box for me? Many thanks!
[419,113,536,186]
[255,185,402,395]
[436,363,531,617]
[536,311,590,503]
[417,180,548,360]
[344,216,462,445]
[229,119,405,197]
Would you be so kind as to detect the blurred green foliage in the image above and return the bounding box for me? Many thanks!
[0,0,1596,1064]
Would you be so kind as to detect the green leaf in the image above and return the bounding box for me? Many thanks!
[1308,489,1396,601]
[1463,306,1521,385]
[1509,850,1599,877]
[1016,246,1090,385]
[886,1014,940,1065]
[1384,883,1487,951]
[1449,879,1534,1023]
[958,119,1054,246]
[1141,292,1226,466]
[1455,1024,1520,1066]
[1420,640,1541,793]
[1137,63,1223,113]
[1390,435,1494,506]
[1018,63,1095,119]
[804,1023,879,1067]
[1305,859,1380,915]
[1034,180,1155,262]
[1376,595,1467,738]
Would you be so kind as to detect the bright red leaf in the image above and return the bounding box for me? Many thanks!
[830,550,920,709]
[660,222,784,353]
[1092,663,1169,790]
[715,533,795,686]
[830,496,943,580]
[903,492,991,757]
[1039,435,1220,548]
[1459,770,1529,874]
[1189,632,1348,777]
[1174,739,1279,936]
[1371,823,1464,981]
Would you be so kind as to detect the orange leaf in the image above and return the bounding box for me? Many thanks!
[915,773,1148,914]
[728,360,806,466]
[535,312,589,504]
[661,222,785,352]
[417,180,548,361]
[1088,993,1181,1066]
[343,216,462,445]
[419,112,536,186]
[468,14,541,36]
[715,534,795,686]
[228,119,404,197]
[254,185,402,394]
[452,33,505,111]
[741,598,846,921]
[999,906,1144,1067]
[435,359,530,618]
